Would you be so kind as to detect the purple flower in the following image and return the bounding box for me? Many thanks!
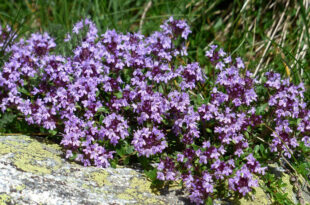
[229,166,258,196]
[100,113,129,145]
[160,16,191,40]
[156,157,177,181]
[132,127,167,157]
[177,62,204,90]
[302,136,310,147]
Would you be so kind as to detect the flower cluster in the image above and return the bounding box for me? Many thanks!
[228,165,258,196]
[100,113,129,145]
[0,17,309,204]
[264,72,310,157]
[132,127,167,157]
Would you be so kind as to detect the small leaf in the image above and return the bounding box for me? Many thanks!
[256,103,269,115]
[125,145,134,154]
[206,128,212,133]
[254,145,260,154]
[48,130,57,136]
[69,153,77,161]
[97,107,109,113]
[144,168,157,181]
[99,114,104,122]
[110,160,117,168]
[18,87,30,95]
[206,196,213,205]
[116,148,125,157]
[114,92,122,99]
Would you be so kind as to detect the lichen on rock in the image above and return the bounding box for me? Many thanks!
[0,135,187,205]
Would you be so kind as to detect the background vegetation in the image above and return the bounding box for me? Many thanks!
[0,0,309,88]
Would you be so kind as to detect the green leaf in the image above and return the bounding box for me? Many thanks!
[260,144,267,158]
[69,152,77,161]
[125,145,134,154]
[205,196,213,205]
[18,87,30,95]
[97,107,109,113]
[116,148,125,157]
[254,145,260,154]
[256,103,268,115]
[206,128,212,133]
[110,160,117,168]
[114,92,122,99]
[99,114,104,122]
[144,168,157,181]
[48,129,57,136]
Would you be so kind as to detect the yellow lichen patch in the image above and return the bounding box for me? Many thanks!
[239,186,271,205]
[117,192,134,200]
[81,183,91,190]
[0,136,63,175]
[0,136,31,155]
[15,184,26,192]
[121,177,165,204]
[116,177,165,204]
[281,173,295,203]
[168,180,182,191]
[0,193,11,205]
[0,143,11,155]
[144,198,165,204]
[118,187,165,204]
[41,140,63,151]
[88,170,112,186]
[81,183,109,195]
[130,170,138,175]
[130,177,159,195]
[13,140,63,175]
[14,156,52,174]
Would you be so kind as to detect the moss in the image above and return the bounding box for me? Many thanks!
[0,193,11,205]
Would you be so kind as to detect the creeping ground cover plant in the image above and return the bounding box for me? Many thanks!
[0,17,309,204]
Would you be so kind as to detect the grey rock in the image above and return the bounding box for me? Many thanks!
[0,135,189,205]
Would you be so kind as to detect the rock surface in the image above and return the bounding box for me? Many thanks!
[0,135,189,205]
[0,135,309,205]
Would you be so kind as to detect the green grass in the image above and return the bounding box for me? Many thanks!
[0,1,310,204]
[0,0,309,89]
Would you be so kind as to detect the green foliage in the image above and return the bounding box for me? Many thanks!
[0,112,16,132]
